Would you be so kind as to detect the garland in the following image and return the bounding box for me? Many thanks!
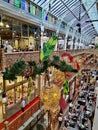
[2,56,78,81]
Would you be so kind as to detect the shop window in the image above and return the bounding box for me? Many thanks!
[29,25,34,36]
[15,85,22,103]
[23,82,28,98]
[7,89,15,107]
[22,24,28,36]
[28,78,35,100]
[13,25,21,38]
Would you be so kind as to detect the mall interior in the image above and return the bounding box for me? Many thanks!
[0,0,98,130]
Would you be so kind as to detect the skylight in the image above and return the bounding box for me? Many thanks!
[82,0,98,33]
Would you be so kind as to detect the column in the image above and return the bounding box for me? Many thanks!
[64,37,67,51]
[71,29,76,50]
[63,25,70,50]
[41,24,44,50]
[74,38,78,50]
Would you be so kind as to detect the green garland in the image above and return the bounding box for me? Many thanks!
[2,60,26,80]
[2,56,78,81]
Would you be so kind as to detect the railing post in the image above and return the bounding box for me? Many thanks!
[4,121,9,130]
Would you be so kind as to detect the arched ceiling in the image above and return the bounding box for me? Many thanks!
[32,0,98,39]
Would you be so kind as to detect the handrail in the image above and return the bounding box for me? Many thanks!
[4,96,41,130]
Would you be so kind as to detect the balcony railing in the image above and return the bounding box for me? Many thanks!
[1,96,41,130]
[1,48,98,69]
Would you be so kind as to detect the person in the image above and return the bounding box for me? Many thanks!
[21,98,26,112]
[6,43,13,53]
[25,45,28,51]
[58,115,63,128]
[58,109,63,128]
[28,42,34,51]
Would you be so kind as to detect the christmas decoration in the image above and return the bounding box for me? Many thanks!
[2,56,78,81]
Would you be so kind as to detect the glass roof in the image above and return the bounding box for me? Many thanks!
[82,0,98,33]
[32,0,98,39]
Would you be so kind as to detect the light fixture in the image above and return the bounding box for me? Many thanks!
[6,24,9,28]
[0,22,3,27]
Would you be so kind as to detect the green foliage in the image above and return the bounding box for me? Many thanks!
[2,56,78,81]
[2,60,26,80]
[95,44,98,49]
[63,80,69,95]
[40,34,58,61]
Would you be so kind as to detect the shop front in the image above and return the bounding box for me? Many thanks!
[0,75,40,119]
[0,14,41,52]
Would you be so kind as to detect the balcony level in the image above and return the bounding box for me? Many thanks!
[1,48,98,69]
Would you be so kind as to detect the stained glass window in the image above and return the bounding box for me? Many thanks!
[9,0,14,4]
[4,0,9,2]
[14,0,20,8]
[45,14,48,21]
[30,3,33,14]
[25,0,29,13]
[21,0,25,10]
[40,9,42,19]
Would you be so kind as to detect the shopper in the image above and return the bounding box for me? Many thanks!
[58,115,63,128]
[28,42,34,51]
[6,43,13,53]
[21,98,26,112]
